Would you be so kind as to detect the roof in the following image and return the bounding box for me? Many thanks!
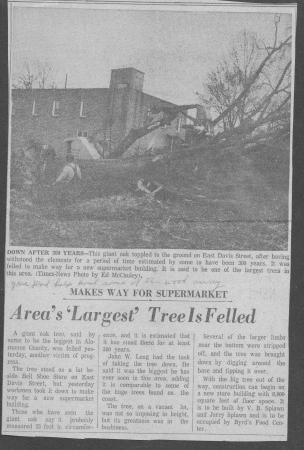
[111,67,145,74]
[12,88,108,93]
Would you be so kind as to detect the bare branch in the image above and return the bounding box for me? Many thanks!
[13,59,56,89]
[211,34,291,127]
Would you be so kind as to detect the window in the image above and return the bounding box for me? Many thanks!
[144,108,152,125]
[52,101,60,116]
[32,101,38,116]
[176,117,181,132]
[80,101,86,117]
[77,130,88,138]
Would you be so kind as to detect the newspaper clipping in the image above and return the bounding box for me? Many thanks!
[3,0,296,441]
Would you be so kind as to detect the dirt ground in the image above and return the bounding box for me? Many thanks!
[9,139,290,250]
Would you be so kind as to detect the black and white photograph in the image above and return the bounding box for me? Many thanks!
[8,3,294,250]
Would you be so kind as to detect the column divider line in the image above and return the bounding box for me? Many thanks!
[192,333,195,433]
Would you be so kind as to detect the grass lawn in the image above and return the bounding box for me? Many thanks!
[9,138,290,250]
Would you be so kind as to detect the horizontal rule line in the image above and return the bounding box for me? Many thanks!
[63,298,232,302]
[68,218,290,224]
[3,431,285,436]
[19,1,294,9]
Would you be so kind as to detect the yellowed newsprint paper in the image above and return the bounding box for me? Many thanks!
[3,0,296,441]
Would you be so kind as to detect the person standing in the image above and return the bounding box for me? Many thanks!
[53,153,81,216]
[40,145,57,186]
[20,141,43,203]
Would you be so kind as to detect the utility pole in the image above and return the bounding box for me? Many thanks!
[109,86,115,149]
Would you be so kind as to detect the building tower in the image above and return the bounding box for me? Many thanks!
[107,68,145,150]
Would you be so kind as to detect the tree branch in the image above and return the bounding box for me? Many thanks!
[211,34,291,127]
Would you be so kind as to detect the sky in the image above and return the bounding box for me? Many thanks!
[11,4,292,104]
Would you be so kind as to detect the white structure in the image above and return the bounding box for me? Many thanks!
[64,136,100,160]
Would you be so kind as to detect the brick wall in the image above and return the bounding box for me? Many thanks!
[11,71,188,157]
[11,89,109,156]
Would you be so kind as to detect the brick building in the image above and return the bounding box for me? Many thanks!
[11,67,189,157]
